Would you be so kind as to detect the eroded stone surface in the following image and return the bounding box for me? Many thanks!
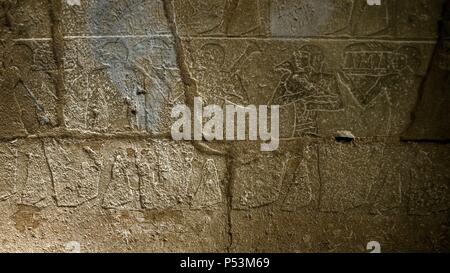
[407,145,450,215]
[0,0,449,253]
[0,0,52,38]
[270,0,445,39]
[230,142,450,252]
[318,143,450,214]
[62,0,169,36]
[0,199,229,252]
[0,40,58,138]
[231,141,319,210]
[101,140,226,211]
[19,141,53,208]
[174,0,269,36]
[186,39,434,138]
[231,208,450,252]
[402,3,450,141]
[0,143,18,201]
[44,139,103,207]
[63,38,183,134]
[0,140,228,252]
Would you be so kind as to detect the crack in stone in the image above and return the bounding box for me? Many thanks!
[162,0,233,252]
[162,0,225,156]
[48,0,66,128]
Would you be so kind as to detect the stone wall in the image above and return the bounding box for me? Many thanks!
[0,0,449,252]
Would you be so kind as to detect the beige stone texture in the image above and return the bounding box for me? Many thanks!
[0,0,448,252]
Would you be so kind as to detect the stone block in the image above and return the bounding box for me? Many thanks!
[0,40,58,138]
[231,208,450,252]
[318,143,450,215]
[62,0,169,36]
[173,0,270,37]
[63,37,183,134]
[270,0,444,39]
[231,141,320,211]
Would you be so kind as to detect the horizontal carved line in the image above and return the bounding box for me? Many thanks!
[5,36,439,44]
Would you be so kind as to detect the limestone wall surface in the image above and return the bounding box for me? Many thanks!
[0,0,449,252]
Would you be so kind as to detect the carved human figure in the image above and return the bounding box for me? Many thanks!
[1,42,52,134]
[44,140,103,207]
[272,45,342,136]
[282,158,313,211]
[192,159,222,209]
[20,145,53,208]
[103,150,141,210]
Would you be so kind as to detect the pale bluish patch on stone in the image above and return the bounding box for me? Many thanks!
[86,0,178,132]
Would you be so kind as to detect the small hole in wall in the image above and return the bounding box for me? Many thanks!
[335,130,355,143]
[335,136,354,143]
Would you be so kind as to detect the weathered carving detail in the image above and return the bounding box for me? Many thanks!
[408,150,450,215]
[0,0,51,36]
[271,0,353,36]
[20,143,53,208]
[139,142,194,210]
[192,159,222,209]
[281,157,313,212]
[233,148,286,210]
[330,0,396,36]
[0,143,18,201]
[103,148,142,210]
[87,0,169,35]
[0,41,57,136]
[340,43,421,106]
[64,37,183,133]
[175,0,267,36]
[100,142,223,211]
[45,140,103,207]
[272,44,343,136]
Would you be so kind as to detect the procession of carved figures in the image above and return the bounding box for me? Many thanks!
[0,141,223,210]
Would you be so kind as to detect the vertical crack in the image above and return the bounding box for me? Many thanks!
[48,0,66,128]
[162,0,225,156]
[162,0,199,105]
[162,0,233,251]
